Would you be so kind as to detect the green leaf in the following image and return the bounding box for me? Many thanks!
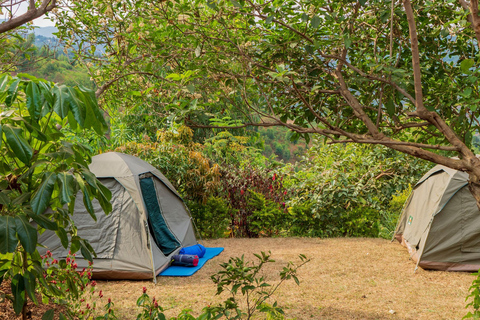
[463,88,472,97]
[5,79,20,107]
[358,0,366,5]
[0,191,10,206]
[265,16,273,24]
[344,36,352,49]
[13,117,47,142]
[80,240,94,262]
[26,82,42,121]
[385,99,395,117]
[0,216,17,253]
[230,0,242,8]
[31,172,57,215]
[42,309,55,320]
[65,87,86,127]
[187,84,195,94]
[305,45,314,54]
[52,85,70,119]
[14,215,37,254]
[461,59,475,74]
[11,192,31,206]
[23,270,38,304]
[56,227,69,249]
[311,16,321,29]
[29,213,58,231]
[75,173,95,220]
[206,0,217,10]
[57,172,75,205]
[466,131,473,146]
[3,124,33,165]
[11,274,25,314]
[95,181,112,215]
[70,237,81,254]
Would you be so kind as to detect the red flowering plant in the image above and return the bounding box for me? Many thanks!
[135,287,167,320]
[219,164,288,237]
[40,251,116,319]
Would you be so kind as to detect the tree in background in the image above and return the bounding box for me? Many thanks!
[53,0,480,208]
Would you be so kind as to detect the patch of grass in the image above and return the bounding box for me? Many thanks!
[95,238,474,320]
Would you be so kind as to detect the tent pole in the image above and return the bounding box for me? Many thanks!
[144,220,157,284]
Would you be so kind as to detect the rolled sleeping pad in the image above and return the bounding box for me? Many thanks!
[171,254,199,267]
[179,244,206,258]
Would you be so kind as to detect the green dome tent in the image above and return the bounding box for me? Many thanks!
[395,164,480,272]
[38,152,198,280]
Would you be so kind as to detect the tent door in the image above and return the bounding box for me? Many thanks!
[139,175,180,256]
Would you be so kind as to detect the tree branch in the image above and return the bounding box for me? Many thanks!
[466,0,480,50]
[403,0,425,112]
[0,0,56,34]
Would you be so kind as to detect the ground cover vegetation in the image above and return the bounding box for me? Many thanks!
[2,0,480,318]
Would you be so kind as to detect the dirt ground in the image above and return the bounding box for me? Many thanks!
[92,238,476,319]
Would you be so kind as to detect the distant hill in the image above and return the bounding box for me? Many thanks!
[33,26,58,38]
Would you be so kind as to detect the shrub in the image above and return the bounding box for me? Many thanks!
[0,74,111,320]
[283,142,429,238]
[341,207,381,238]
[187,196,231,239]
[204,251,310,320]
[219,165,286,237]
[245,191,287,237]
[115,126,221,204]
[378,185,413,239]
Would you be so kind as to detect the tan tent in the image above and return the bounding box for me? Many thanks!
[38,152,197,280]
[395,164,480,271]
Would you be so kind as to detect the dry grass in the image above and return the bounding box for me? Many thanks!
[96,238,475,319]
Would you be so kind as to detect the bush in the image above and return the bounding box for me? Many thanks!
[115,126,221,204]
[219,165,286,237]
[282,142,429,238]
[341,207,381,238]
[188,196,231,239]
[245,191,287,237]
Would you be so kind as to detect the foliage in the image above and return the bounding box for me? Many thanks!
[341,207,381,238]
[115,126,221,203]
[0,73,111,319]
[219,165,286,237]
[187,196,231,239]
[0,29,37,74]
[54,0,480,211]
[136,287,167,320]
[283,142,429,237]
[258,126,308,163]
[40,251,116,320]
[203,128,269,168]
[24,56,95,89]
[245,191,287,237]
[464,270,480,319]
[203,251,309,320]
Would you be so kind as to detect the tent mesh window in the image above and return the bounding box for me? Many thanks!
[139,175,181,256]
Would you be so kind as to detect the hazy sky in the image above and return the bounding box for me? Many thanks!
[33,15,55,27]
